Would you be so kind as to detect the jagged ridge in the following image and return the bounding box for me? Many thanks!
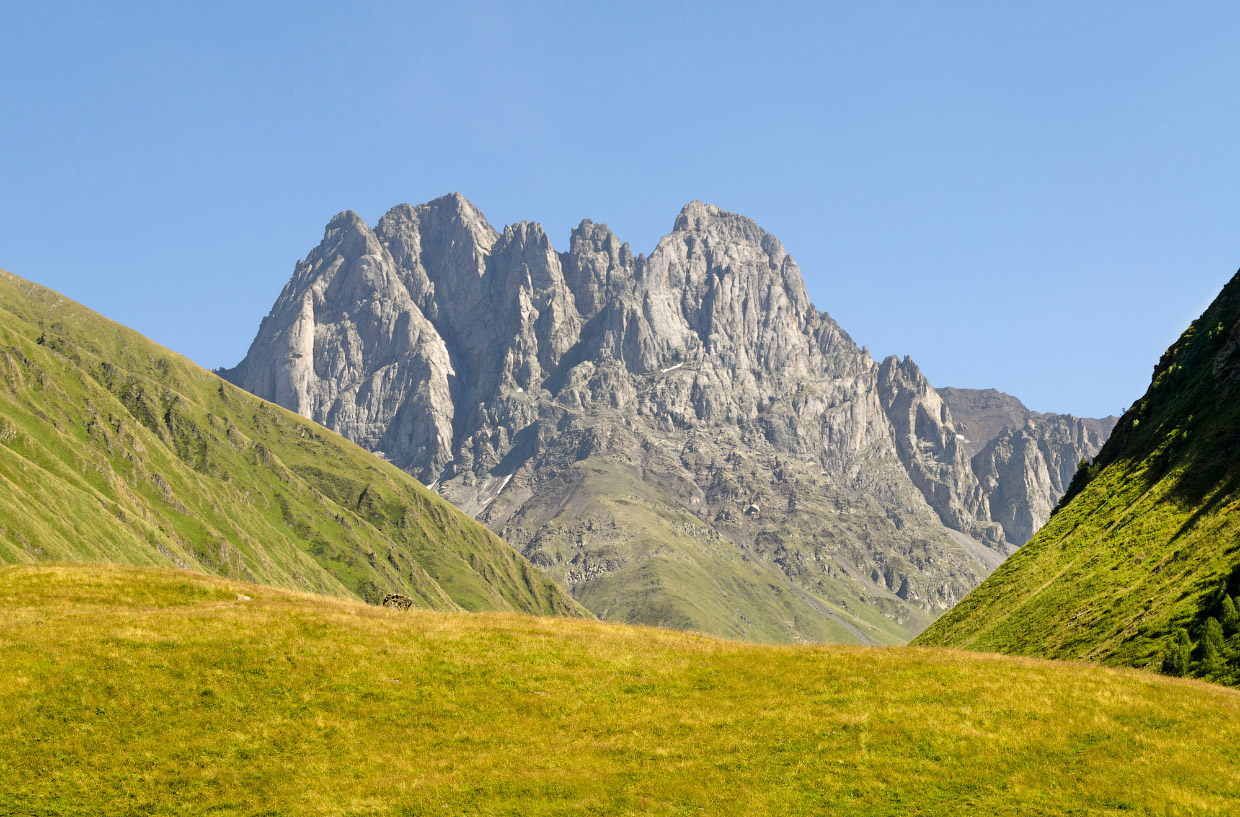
[226,195,1110,643]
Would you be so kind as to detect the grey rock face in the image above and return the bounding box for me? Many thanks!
[225,195,1112,642]
[940,388,1117,544]
[876,357,1006,548]
[969,415,1113,544]
[223,210,458,477]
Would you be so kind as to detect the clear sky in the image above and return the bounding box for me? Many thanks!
[2,2,1237,418]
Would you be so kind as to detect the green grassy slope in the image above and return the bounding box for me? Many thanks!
[513,457,932,646]
[3,564,1239,815]
[916,270,1240,684]
[0,269,583,616]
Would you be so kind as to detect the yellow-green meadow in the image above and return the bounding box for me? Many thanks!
[3,563,1237,815]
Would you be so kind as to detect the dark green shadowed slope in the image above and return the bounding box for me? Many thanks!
[0,269,585,617]
[916,270,1240,685]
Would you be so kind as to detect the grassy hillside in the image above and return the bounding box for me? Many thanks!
[509,457,934,646]
[0,269,583,616]
[916,270,1240,684]
[3,564,1239,815]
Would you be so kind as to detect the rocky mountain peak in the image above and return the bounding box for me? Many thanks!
[225,195,1116,644]
[498,220,553,254]
[405,191,494,232]
[563,219,634,319]
[673,200,772,247]
[315,209,381,262]
[568,219,630,260]
[326,208,366,229]
[673,200,716,230]
[940,387,1117,544]
[375,194,498,287]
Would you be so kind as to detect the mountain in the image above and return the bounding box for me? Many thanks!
[939,387,1117,460]
[938,387,1117,544]
[6,563,1240,815]
[915,270,1240,685]
[225,195,1109,644]
[0,268,583,617]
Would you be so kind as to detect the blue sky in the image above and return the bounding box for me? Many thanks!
[2,2,1237,417]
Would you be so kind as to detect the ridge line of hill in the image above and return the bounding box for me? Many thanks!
[0,267,586,618]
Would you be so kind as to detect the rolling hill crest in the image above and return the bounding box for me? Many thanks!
[0,269,583,617]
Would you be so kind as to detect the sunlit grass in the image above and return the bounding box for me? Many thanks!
[916,271,1240,686]
[0,268,581,618]
[3,564,1238,815]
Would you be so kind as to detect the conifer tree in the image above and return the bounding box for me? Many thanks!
[1199,617,1225,675]
[1223,595,1240,637]
[1161,628,1192,677]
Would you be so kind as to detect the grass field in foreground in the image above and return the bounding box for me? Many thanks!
[3,564,1239,816]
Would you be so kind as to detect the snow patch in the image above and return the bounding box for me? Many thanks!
[660,362,684,373]
[482,473,514,510]
[955,434,969,442]
[515,387,524,393]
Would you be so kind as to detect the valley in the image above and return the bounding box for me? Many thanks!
[223,196,1112,643]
